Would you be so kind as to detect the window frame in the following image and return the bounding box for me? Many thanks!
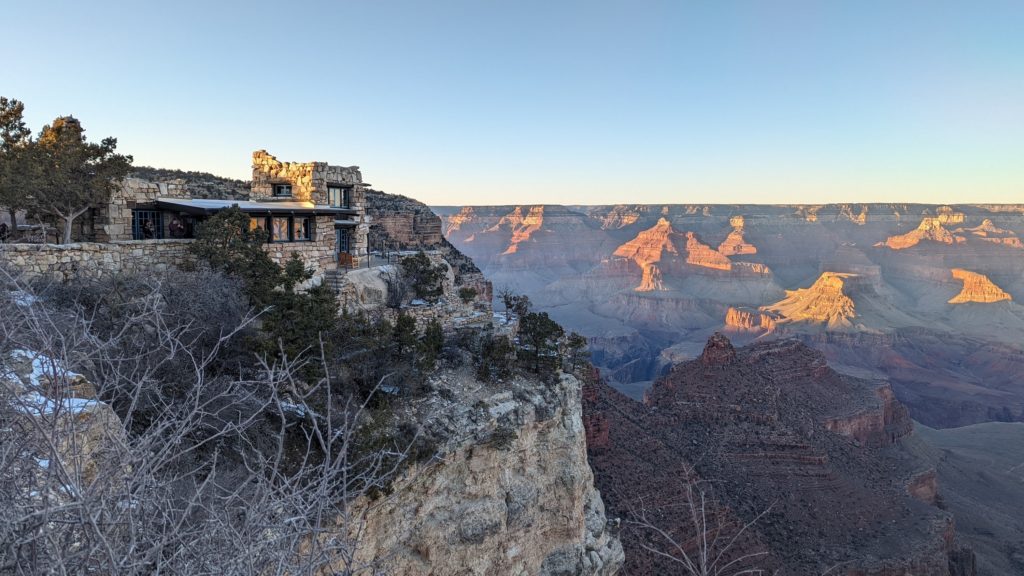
[272,183,293,198]
[132,209,164,240]
[327,185,352,208]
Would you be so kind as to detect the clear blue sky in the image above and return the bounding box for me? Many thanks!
[4,0,1022,205]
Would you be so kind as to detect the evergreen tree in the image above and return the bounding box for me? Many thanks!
[420,319,444,372]
[518,311,564,373]
[31,116,132,243]
[0,97,32,232]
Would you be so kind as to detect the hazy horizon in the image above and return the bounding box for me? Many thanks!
[5,0,1022,205]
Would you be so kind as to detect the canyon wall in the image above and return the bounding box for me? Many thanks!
[350,373,623,575]
[437,203,1024,429]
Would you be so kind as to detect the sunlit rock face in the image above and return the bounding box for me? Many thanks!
[498,205,545,254]
[948,268,1012,304]
[612,217,679,291]
[683,231,732,270]
[762,272,858,329]
[881,217,963,249]
[717,215,758,255]
[954,219,1024,248]
[436,202,1024,429]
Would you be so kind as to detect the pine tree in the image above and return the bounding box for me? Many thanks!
[31,116,132,243]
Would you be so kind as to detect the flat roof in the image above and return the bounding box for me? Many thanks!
[155,197,351,216]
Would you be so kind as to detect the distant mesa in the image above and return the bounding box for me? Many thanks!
[717,215,758,256]
[948,268,1012,304]
[879,216,964,250]
[761,272,858,329]
[954,219,1023,248]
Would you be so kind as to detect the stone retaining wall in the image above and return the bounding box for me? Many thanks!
[0,240,195,282]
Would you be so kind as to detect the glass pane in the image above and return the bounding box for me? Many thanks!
[272,217,290,242]
[296,217,311,240]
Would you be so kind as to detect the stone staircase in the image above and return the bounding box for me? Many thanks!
[322,269,347,293]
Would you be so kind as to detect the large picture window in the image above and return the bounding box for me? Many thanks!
[271,217,290,242]
[248,214,312,243]
[295,216,313,241]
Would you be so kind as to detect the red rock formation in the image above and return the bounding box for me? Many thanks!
[881,217,964,250]
[717,215,758,256]
[953,219,1023,248]
[824,385,913,447]
[444,206,476,236]
[598,205,640,229]
[612,217,679,291]
[701,332,737,366]
[684,231,732,270]
[585,335,975,575]
[498,206,545,254]
[947,268,1012,304]
[761,272,858,329]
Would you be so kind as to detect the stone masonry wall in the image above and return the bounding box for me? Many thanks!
[0,240,195,282]
[262,215,337,280]
[251,150,369,264]
[93,178,195,242]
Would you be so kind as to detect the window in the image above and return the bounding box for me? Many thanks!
[271,217,290,242]
[295,216,313,241]
[250,216,269,240]
[273,184,293,197]
[132,210,163,240]
[328,185,352,208]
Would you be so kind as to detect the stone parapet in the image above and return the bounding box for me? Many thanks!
[0,240,195,281]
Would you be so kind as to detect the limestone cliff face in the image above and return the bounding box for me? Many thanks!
[948,268,1012,304]
[350,372,623,576]
[366,189,445,248]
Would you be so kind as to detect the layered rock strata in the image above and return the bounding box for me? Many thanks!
[585,334,975,575]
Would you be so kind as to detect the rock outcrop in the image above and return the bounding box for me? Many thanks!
[881,217,963,250]
[761,272,858,329]
[586,334,975,575]
[498,206,546,254]
[684,231,732,270]
[350,371,623,575]
[947,268,1012,304]
[612,217,679,291]
[717,215,757,255]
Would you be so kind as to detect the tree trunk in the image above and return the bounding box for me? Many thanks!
[63,217,73,244]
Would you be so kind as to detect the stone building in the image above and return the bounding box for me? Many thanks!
[83,150,370,279]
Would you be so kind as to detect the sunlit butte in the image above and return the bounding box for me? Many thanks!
[3,0,1022,205]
